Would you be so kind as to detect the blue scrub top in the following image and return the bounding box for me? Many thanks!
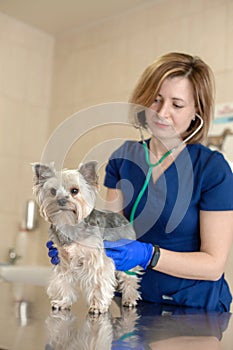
[104,140,233,311]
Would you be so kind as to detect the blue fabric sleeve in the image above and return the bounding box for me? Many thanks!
[104,142,128,189]
[200,152,233,211]
[104,157,120,189]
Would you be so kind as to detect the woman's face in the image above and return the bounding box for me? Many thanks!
[146,76,196,142]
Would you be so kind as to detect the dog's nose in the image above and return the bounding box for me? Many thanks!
[57,198,67,206]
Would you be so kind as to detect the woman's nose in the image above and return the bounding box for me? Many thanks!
[157,102,170,119]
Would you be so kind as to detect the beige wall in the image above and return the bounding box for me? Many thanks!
[0,0,232,282]
[0,12,54,263]
[50,0,233,164]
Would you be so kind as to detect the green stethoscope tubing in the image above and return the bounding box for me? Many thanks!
[128,113,204,224]
[125,141,174,276]
[125,115,203,275]
[129,141,174,224]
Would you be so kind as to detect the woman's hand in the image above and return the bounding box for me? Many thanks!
[46,240,60,265]
[104,238,153,271]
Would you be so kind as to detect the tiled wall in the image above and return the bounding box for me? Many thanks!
[0,0,232,283]
[49,0,233,220]
[0,12,54,263]
[50,0,233,163]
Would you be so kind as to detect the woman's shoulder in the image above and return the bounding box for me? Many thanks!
[109,139,144,159]
[189,145,233,210]
[188,143,232,171]
[189,143,218,157]
[188,144,233,193]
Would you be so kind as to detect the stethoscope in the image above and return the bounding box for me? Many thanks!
[129,113,204,223]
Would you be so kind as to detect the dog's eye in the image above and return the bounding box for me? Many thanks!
[71,188,79,196]
[50,188,57,196]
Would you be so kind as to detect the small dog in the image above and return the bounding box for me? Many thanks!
[32,161,141,314]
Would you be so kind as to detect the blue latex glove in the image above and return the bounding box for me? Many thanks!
[104,238,153,271]
[46,240,60,265]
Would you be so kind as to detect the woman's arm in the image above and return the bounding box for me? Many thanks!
[105,187,233,281]
[156,210,233,281]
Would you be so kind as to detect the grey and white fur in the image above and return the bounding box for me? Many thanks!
[32,161,141,314]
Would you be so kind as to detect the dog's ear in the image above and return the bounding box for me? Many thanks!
[78,161,99,187]
[32,163,56,185]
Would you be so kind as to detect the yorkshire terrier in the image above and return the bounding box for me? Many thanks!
[32,161,141,314]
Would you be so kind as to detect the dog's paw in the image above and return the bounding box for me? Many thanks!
[88,306,102,315]
[51,302,71,312]
[88,305,108,315]
[122,300,137,308]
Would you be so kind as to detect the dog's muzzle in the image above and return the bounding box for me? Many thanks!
[57,198,68,206]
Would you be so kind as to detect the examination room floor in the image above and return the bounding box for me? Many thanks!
[0,277,233,350]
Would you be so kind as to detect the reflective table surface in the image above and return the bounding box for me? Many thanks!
[0,280,232,350]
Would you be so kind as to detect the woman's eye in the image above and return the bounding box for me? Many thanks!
[71,188,79,195]
[174,104,184,109]
[50,188,57,196]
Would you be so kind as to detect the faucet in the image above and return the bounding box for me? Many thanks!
[8,248,21,265]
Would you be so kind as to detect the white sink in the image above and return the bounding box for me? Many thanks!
[0,265,51,286]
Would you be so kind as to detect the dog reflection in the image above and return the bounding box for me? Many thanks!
[45,308,139,350]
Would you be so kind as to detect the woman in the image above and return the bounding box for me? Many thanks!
[103,52,233,311]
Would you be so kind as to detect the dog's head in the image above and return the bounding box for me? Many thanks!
[32,161,98,226]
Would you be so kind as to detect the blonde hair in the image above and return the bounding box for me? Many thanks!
[129,52,215,143]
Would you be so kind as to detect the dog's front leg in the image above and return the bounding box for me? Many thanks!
[47,263,77,310]
[116,271,141,308]
[78,251,116,315]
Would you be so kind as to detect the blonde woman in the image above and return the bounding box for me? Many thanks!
[104,52,233,312]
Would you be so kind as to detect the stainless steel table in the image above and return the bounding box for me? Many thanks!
[0,281,232,349]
